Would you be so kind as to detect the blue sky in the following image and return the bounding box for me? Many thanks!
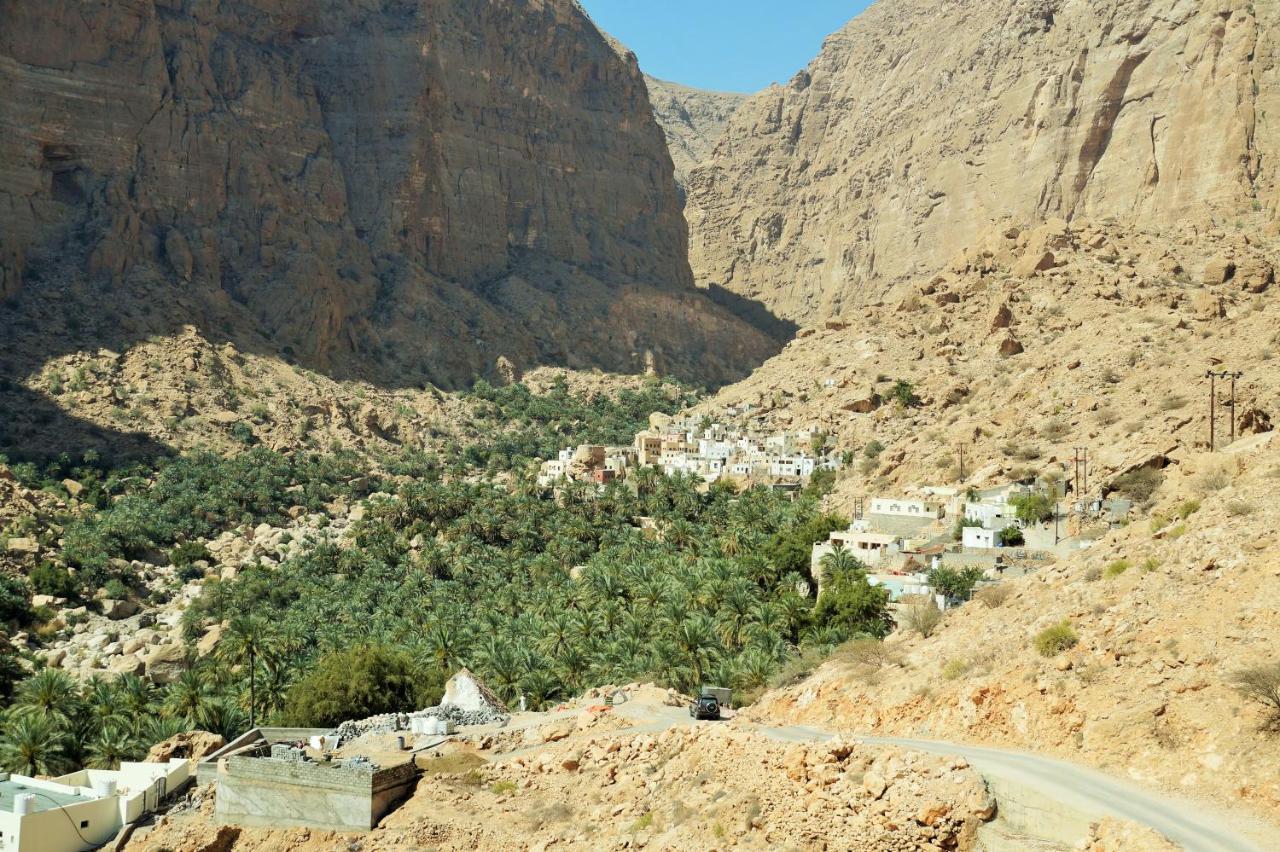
[579,1,874,93]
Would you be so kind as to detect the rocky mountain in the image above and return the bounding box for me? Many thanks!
[0,0,784,393]
[644,76,747,188]
[687,0,1278,321]
[700,216,1278,508]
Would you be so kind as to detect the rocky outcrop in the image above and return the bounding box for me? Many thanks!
[0,0,782,388]
[688,0,1278,321]
[644,76,748,188]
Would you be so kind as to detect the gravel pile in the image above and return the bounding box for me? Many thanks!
[336,704,510,744]
[413,703,509,728]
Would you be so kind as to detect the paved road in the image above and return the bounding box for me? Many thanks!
[755,723,1267,852]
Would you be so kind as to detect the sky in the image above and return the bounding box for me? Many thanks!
[579,1,874,93]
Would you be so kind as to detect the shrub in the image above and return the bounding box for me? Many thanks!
[832,638,902,672]
[1040,418,1070,441]
[1230,662,1280,733]
[1034,621,1078,657]
[490,780,517,795]
[973,584,1010,608]
[0,577,33,626]
[902,603,943,638]
[169,541,211,567]
[1104,559,1131,579]
[942,658,970,680]
[1193,465,1232,494]
[1226,500,1254,517]
[1111,466,1164,503]
[30,562,80,599]
[1159,394,1187,411]
[281,644,445,728]
[890,381,919,408]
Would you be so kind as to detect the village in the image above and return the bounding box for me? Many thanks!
[536,408,1134,615]
[536,407,846,489]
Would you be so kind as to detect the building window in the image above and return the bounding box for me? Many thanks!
[81,820,90,828]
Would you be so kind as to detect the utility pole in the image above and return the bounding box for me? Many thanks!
[1206,370,1218,452]
[1205,370,1243,450]
[956,444,967,481]
[1229,371,1243,445]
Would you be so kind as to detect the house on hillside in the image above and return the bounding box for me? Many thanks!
[0,759,189,852]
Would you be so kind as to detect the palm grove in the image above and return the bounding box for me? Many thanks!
[0,380,892,776]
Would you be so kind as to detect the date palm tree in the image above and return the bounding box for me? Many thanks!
[219,615,272,728]
[14,668,81,726]
[0,712,72,776]
[86,722,142,770]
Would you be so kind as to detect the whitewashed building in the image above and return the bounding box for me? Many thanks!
[0,760,188,852]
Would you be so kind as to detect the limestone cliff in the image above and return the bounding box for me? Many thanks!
[688,0,1278,322]
[0,0,783,389]
[644,76,747,189]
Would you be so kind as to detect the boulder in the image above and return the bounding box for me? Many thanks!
[1012,251,1057,277]
[1236,256,1274,293]
[101,598,139,620]
[1191,290,1225,320]
[147,731,226,763]
[441,668,510,715]
[1202,255,1236,285]
[990,302,1013,330]
[196,624,224,657]
[108,655,145,677]
[5,537,38,555]
[144,643,190,685]
[61,478,85,498]
[998,335,1024,357]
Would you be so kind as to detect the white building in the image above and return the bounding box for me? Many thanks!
[962,527,998,549]
[869,498,944,519]
[0,759,188,852]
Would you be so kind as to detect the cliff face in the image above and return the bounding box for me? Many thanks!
[0,0,782,388]
[644,76,747,188]
[688,0,1279,322]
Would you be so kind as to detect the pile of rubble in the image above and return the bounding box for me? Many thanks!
[336,668,510,744]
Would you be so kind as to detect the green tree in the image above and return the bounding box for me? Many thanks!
[14,668,81,726]
[927,567,986,601]
[219,615,273,727]
[813,564,892,640]
[281,645,442,728]
[997,526,1025,547]
[0,712,72,776]
[86,723,143,770]
[1010,492,1055,524]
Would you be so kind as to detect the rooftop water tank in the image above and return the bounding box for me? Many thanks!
[13,793,35,816]
[93,778,118,797]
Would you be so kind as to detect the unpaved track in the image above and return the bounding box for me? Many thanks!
[756,723,1266,852]
[494,695,1271,850]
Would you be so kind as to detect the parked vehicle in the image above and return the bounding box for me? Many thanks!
[689,694,721,720]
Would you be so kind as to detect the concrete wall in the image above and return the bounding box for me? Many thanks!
[216,757,417,831]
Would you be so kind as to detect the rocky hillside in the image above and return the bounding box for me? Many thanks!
[0,0,783,391]
[749,438,1280,837]
[645,76,748,188]
[701,217,1278,512]
[688,0,1278,320]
